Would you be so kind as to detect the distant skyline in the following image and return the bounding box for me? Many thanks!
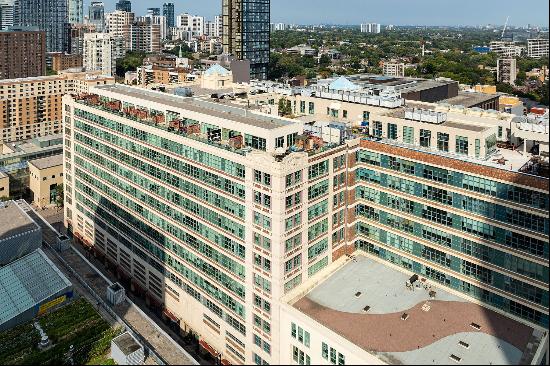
[88,0,549,27]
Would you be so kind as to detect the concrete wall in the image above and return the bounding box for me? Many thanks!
[402,82,458,103]
[29,163,63,208]
[201,73,232,90]
[230,60,251,84]
[0,175,8,198]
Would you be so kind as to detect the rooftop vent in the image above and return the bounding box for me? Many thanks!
[355,291,362,298]
[449,354,462,363]
[401,313,409,321]
[458,341,470,349]
[362,306,370,313]
[470,322,481,330]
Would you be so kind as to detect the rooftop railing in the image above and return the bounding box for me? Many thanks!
[75,95,252,156]
[75,93,350,159]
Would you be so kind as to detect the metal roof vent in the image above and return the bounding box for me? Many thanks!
[470,322,481,330]
[449,354,462,363]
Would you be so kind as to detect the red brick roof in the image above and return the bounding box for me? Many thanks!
[293,296,533,353]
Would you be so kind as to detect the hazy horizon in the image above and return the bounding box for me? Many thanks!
[86,0,549,27]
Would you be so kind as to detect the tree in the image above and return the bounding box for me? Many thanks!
[55,184,64,208]
[496,83,515,94]
[539,81,549,106]
[318,54,332,68]
[516,71,527,86]
[163,43,194,59]
[278,97,292,117]
[305,69,317,79]
[269,53,306,79]
[404,67,418,77]
[115,51,147,77]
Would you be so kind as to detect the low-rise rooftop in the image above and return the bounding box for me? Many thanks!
[290,255,546,365]
[385,107,493,132]
[28,154,63,170]
[0,201,39,241]
[0,249,72,330]
[1,135,62,155]
[441,91,499,108]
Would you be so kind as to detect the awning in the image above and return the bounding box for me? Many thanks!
[329,102,341,110]
[221,359,231,365]
[199,340,220,358]
[163,308,179,322]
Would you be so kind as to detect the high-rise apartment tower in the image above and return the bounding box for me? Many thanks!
[115,0,131,12]
[223,0,270,80]
[162,3,174,28]
[14,0,68,52]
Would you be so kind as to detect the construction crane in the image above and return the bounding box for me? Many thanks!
[501,16,510,39]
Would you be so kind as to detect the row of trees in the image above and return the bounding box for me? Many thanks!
[269,28,549,105]
[268,53,333,79]
[497,81,550,106]
[407,51,498,85]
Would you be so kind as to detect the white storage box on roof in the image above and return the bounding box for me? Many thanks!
[111,332,144,365]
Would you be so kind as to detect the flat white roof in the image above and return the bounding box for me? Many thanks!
[290,255,544,365]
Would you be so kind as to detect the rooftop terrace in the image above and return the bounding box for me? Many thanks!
[290,255,546,365]
[94,85,295,130]
[74,85,351,157]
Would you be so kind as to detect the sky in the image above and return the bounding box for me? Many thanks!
[90,0,550,26]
